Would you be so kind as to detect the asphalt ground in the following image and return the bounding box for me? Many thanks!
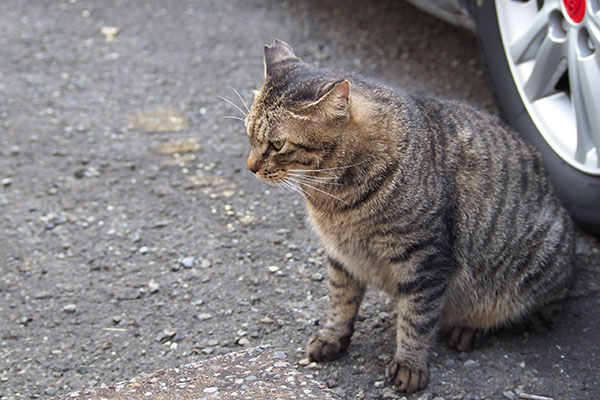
[1,1,599,399]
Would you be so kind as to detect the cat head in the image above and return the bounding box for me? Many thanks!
[245,40,352,184]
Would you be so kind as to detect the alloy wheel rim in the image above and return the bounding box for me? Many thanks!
[495,0,600,175]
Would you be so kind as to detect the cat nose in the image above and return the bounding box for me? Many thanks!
[247,157,259,174]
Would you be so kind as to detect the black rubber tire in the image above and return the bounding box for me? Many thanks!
[471,1,600,235]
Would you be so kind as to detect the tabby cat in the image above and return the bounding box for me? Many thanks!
[244,40,574,393]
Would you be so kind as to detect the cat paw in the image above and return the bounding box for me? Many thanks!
[447,326,483,352]
[386,360,429,393]
[306,329,351,362]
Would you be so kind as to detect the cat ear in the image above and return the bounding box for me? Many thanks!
[264,40,298,78]
[304,80,351,121]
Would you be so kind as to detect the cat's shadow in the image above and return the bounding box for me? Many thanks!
[323,293,595,393]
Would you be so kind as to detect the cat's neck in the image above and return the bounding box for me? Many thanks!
[303,99,401,212]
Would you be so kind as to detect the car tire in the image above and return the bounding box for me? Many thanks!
[471,0,600,235]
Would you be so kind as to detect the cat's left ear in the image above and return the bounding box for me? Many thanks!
[304,80,350,121]
[264,40,298,78]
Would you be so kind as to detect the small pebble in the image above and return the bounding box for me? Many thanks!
[268,265,280,273]
[502,390,516,400]
[62,304,77,313]
[148,279,160,293]
[310,272,324,281]
[150,220,169,228]
[305,362,320,369]
[380,388,397,399]
[197,313,213,321]
[101,26,120,41]
[464,359,478,368]
[298,358,311,366]
[159,328,177,343]
[443,358,456,367]
[180,256,195,268]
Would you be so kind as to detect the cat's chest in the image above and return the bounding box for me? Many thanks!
[307,207,397,292]
[308,209,369,254]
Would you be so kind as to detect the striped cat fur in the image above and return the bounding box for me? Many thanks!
[245,40,574,393]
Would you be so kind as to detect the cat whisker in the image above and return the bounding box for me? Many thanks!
[283,178,317,202]
[289,159,368,173]
[275,179,299,196]
[231,87,250,115]
[218,95,248,118]
[277,179,299,196]
[287,178,340,187]
[276,181,295,196]
[285,182,305,198]
[221,115,246,122]
[287,172,339,181]
[286,177,348,205]
[287,173,341,186]
[283,180,301,194]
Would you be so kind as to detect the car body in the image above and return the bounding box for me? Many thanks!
[405,0,474,30]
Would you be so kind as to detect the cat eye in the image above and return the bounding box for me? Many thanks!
[271,138,285,151]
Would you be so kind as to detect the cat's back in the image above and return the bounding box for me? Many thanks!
[416,97,574,316]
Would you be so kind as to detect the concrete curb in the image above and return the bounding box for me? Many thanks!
[51,347,339,400]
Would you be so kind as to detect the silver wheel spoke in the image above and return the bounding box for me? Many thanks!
[587,12,600,49]
[568,34,600,166]
[523,33,567,101]
[509,3,556,63]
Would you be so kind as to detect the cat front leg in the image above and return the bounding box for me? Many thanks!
[387,271,448,393]
[307,257,365,362]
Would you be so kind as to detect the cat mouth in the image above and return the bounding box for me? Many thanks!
[258,170,287,183]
